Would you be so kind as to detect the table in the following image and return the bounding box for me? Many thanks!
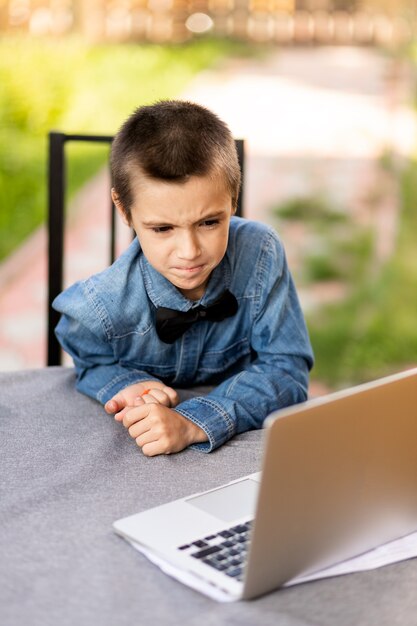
[1,367,417,626]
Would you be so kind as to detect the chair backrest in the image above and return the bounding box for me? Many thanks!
[47,132,245,366]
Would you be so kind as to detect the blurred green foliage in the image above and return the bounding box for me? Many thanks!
[273,194,374,285]
[271,138,417,390]
[0,36,251,260]
[307,158,417,389]
[273,193,346,223]
[304,44,417,389]
[303,230,373,283]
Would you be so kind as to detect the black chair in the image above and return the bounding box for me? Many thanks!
[47,132,245,366]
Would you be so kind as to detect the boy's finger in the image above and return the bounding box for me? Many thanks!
[128,419,152,440]
[133,387,155,405]
[122,404,150,428]
[162,386,179,407]
[105,398,119,414]
[142,389,168,405]
[135,430,159,452]
[143,393,159,404]
[114,406,130,422]
[105,391,128,414]
[141,440,166,457]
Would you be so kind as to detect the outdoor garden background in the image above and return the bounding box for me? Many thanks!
[1,0,417,394]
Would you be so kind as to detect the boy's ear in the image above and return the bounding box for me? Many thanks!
[111,188,130,226]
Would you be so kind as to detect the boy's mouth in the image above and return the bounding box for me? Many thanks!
[174,264,206,274]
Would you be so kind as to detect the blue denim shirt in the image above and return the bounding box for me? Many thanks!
[53,217,314,452]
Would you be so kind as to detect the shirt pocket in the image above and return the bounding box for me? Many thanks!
[116,332,178,380]
[198,337,251,375]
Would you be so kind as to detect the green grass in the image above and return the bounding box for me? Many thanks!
[0,35,254,260]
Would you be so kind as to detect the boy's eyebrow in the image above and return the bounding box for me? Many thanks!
[141,210,227,227]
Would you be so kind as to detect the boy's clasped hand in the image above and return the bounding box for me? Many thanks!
[104,382,208,456]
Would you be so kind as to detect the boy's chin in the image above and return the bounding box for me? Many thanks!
[175,278,210,301]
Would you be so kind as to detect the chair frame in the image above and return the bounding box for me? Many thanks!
[47,132,245,366]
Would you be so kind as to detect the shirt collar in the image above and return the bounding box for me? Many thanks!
[140,249,232,311]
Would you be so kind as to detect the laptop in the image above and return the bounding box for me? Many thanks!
[113,367,417,600]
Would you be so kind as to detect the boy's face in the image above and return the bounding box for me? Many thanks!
[113,172,234,301]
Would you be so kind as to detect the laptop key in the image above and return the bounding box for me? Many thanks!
[208,561,228,571]
[226,567,243,578]
[231,524,248,534]
[229,548,240,557]
[191,545,222,559]
[202,557,215,565]
[192,540,208,549]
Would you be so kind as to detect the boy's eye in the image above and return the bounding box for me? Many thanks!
[201,219,219,228]
[152,226,172,233]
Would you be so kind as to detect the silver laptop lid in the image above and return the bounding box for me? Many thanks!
[243,367,417,599]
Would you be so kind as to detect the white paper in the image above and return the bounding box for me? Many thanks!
[127,530,417,602]
[285,531,417,585]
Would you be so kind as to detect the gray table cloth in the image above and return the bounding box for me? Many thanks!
[1,367,417,626]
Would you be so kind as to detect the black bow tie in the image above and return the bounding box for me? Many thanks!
[155,290,238,344]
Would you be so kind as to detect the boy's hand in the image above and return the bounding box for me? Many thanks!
[120,399,208,456]
[105,380,179,421]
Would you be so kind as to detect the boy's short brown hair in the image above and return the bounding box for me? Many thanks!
[110,100,241,220]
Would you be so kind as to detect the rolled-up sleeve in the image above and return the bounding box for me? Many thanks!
[53,281,158,404]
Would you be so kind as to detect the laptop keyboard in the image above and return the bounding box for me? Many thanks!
[177,520,252,582]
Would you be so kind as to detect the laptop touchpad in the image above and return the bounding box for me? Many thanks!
[186,479,259,523]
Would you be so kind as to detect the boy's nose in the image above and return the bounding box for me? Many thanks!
[177,231,201,260]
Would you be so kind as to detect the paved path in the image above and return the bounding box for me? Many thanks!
[0,46,415,389]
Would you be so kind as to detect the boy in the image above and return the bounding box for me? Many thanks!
[53,100,314,456]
